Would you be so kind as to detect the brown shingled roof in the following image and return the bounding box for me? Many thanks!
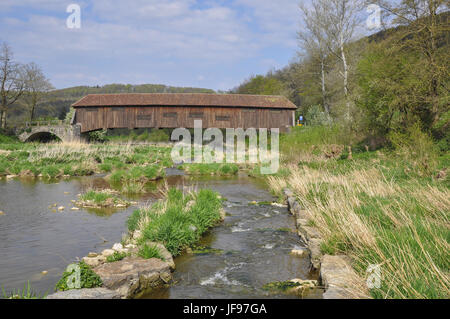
[71,93,297,109]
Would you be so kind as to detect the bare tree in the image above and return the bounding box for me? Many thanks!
[22,62,54,122]
[314,0,363,121]
[298,1,331,115]
[0,42,26,129]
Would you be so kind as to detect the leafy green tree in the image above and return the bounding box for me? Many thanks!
[232,75,286,96]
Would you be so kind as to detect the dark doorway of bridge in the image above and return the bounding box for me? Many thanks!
[25,132,61,143]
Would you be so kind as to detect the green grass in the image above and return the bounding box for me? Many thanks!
[106,129,170,143]
[106,251,128,263]
[80,190,112,203]
[180,163,239,176]
[121,180,146,194]
[77,190,130,207]
[0,133,18,144]
[138,244,163,260]
[0,139,172,181]
[127,188,223,256]
[2,281,47,299]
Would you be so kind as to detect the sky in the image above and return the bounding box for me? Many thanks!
[0,0,376,91]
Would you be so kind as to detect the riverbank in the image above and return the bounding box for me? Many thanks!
[0,139,247,185]
[266,126,449,299]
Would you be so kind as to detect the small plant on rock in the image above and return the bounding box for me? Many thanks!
[55,261,102,291]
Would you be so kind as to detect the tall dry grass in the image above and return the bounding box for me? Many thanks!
[268,163,449,299]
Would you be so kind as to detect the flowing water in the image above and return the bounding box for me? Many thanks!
[0,172,322,298]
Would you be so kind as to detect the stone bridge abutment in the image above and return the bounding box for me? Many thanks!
[18,124,84,143]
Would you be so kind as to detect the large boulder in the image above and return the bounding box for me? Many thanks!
[127,241,175,271]
[46,288,120,299]
[143,242,175,271]
[93,257,172,299]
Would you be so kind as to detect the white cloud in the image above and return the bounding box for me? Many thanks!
[0,0,303,90]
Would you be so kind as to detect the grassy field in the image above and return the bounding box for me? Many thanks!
[268,126,449,299]
[0,137,252,184]
[0,140,172,177]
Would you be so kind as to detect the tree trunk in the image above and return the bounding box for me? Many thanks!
[30,95,37,122]
[340,32,350,121]
[1,108,6,129]
[428,2,439,126]
[321,57,329,115]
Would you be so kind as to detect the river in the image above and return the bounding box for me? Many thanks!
[0,172,323,298]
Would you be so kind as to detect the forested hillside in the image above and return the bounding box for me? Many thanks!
[7,84,215,125]
[232,8,449,150]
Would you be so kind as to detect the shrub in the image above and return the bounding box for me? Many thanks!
[88,130,108,143]
[305,105,332,126]
[148,129,169,142]
[388,123,439,175]
[136,130,150,141]
[0,133,18,144]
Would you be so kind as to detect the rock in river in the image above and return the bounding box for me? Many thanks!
[82,255,106,268]
[290,249,307,257]
[112,243,127,253]
[101,249,116,257]
[93,256,172,299]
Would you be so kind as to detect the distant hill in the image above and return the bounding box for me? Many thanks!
[8,83,215,124]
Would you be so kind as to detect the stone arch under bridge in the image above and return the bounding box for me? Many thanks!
[18,124,83,143]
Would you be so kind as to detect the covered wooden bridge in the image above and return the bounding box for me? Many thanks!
[71,93,297,133]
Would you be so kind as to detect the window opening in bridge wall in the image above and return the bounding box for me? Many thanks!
[112,107,124,112]
[216,115,230,121]
[163,112,177,118]
[85,108,97,112]
[270,110,281,119]
[189,112,204,118]
[137,115,152,121]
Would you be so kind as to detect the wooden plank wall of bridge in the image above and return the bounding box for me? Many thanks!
[75,106,294,133]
